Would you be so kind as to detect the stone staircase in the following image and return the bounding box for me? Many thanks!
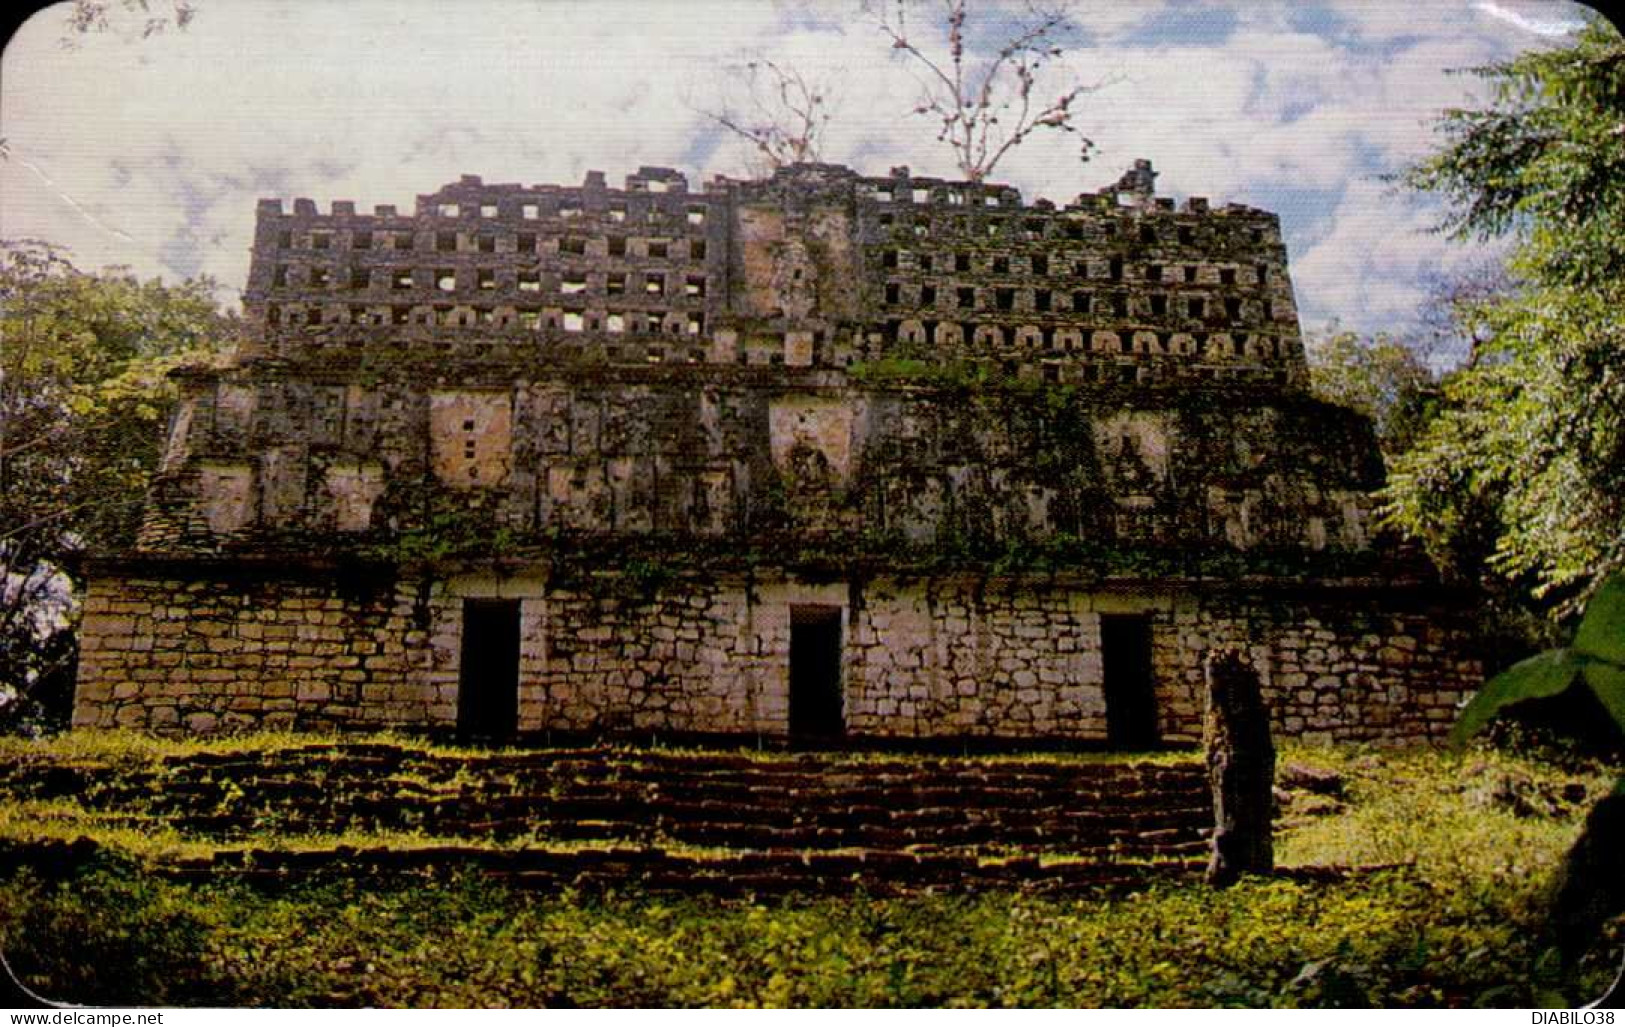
[0,743,1215,895]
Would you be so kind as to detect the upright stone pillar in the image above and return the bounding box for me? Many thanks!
[1204,646,1275,886]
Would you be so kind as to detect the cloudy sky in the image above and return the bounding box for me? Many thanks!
[0,0,1601,347]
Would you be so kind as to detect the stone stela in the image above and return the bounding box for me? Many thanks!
[72,160,1481,745]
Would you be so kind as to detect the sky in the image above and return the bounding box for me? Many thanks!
[0,0,1604,347]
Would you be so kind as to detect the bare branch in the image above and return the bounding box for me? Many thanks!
[868,0,1105,182]
[687,54,841,173]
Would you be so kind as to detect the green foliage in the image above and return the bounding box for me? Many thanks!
[1449,573,1625,979]
[3,861,225,1006]
[1453,574,1625,746]
[1305,327,1438,457]
[364,482,521,566]
[846,357,989,388]
[845,359,1079,412]
[1387,18,1625,607]
[0,241,238,733]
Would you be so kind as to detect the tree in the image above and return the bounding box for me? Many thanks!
[1384,18,1625,612]
[869,0,1105,182]
[690,55,839,174]
[0,241,237,732]
[1452,572,1625,1003]
[1305,326,1438,459]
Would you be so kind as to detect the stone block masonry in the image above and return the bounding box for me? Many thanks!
[73,158,1484,744]
[75,563,1476,747]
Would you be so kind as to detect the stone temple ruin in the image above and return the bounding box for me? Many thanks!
[71,160,1482,745]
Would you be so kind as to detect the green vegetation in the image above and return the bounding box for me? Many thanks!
[360,483,522,566]
[846,357,1080,412]
[1447,572,1625,969]
[1453,573,1625,746]
[1,735,1619,1007]
[0,241,239,734]
[1384,18,1625,610]
[1306,328,1437,458]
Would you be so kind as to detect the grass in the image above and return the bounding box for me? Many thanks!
[0,726,1204,767]
[0,731,1620,1007]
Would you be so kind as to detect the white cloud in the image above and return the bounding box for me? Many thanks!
[1472,1,1587,37]
[0,0,1602,341]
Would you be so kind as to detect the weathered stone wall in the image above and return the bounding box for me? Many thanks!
[1166,596,1479,746]
[74,566,1476,747]
[73,570,440,733]
[142,372,1381,560]
[85,160,1477,746]
[244,162,1301,386]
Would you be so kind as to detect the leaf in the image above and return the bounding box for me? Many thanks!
[1451,647,1584,745]
[1573,574,1625,665]
[1578,660,1625,736]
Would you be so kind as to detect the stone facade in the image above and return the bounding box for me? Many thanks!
[74,160,1480,744]
[76,565,1475,746]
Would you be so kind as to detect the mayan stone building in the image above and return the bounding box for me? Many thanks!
[72,160,1481,745]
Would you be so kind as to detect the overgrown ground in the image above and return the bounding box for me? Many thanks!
[0,731,1619,1007]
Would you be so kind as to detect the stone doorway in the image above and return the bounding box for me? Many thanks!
[1101,613,1159,748]
[457,599,521,744]
[789,605,844,739]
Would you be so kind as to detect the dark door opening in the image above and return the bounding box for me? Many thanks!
[789,605,844,739]
[457,599,521,744]
[1100,613,1159,748]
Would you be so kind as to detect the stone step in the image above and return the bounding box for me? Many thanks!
[0,744,1216,864]
[157,842,1204,896]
